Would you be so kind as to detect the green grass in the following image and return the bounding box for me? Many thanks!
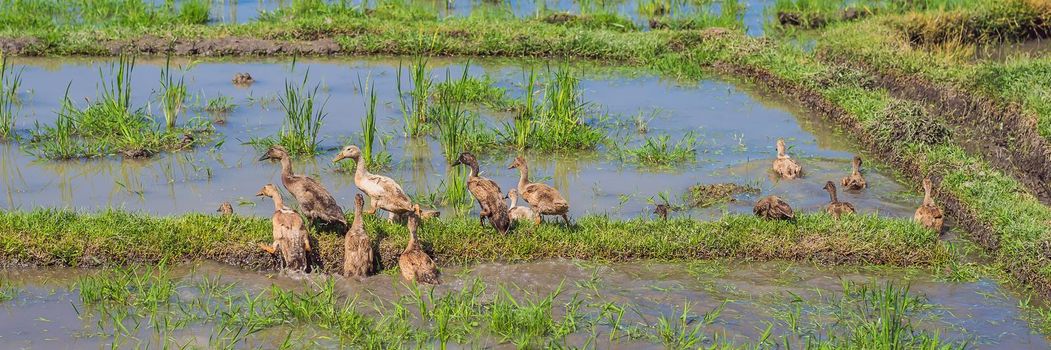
[159,55,187,130]
[503,65,605,152]
[0,0,211,30]
[27,55,208,159]
[0,208,949,270]
[0,52,19,140]
[248,73,328,157]
[397,56,431,138]
[611,132,698,168]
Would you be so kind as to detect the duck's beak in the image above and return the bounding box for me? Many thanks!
[257,154,271,161]
[255,191,265,197]
[332,153,345,163]
[451,159,462,166]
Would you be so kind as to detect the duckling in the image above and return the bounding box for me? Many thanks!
[507,156,570,225]
[840,156,867,191]
[753,195,795,221]
[452,152,510,234]
[259,146,347,233]
[343,193,374,279]
[914,178,944,233]
[216,202,233,216]
[256,184,312,272]
[772,138,803,179]
[398,205,440,284]
[822,181,856,219]
[332,145,414,223]
[506,189,538,223]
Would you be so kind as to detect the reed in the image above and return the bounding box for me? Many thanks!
[159,55,187,129]
[0,52,20,140]
[276,73,327,156]
[397,56,431,137]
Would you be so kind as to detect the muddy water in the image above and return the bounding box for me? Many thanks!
[0,260,1046,348]
[975,38,1051,61]
[163,0,772,35]
[0,57,919,219]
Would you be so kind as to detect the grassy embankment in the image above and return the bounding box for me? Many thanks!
[811,0,1051,202]
[0,209,948,274]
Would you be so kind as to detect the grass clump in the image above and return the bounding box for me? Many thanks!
[684,183,760,208]
[397,57,431,137]
[76,265,176,310]
[159,55,187,129]
[28,55,207,159]
[612,132,698,168]
[0,53,20,140]
[248,73,327,157]
[0,0,210,30]
[501,66,604,152]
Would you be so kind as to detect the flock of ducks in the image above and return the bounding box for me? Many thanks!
[237,138,945,284]
[752,139,944,233]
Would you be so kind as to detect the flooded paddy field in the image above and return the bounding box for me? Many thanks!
[0,57,920,220]
[0,260,1046,349]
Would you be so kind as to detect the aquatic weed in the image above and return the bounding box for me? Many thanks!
[159,54,187,129]
[0,52,21,140]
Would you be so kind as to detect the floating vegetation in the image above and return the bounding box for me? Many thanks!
[27,55,208,159]
[684,183,760,208]
[203,95,235,114]
[0,53,20,140]
[612,132,698,168]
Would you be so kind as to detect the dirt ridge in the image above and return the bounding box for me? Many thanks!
[820,53,1051,206]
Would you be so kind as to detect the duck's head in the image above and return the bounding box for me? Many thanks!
[255,184,280,198]
[258,146,289,161]
[407,204,422,231]
[505,189,519,200]
[452,152,477,167]
[332,145,361,163]
[354,193,365,210]
[853,156,863,168]
[822,181,836,192]
[922,177,933,191]
[507,156,526,170]
[776,139,787,156]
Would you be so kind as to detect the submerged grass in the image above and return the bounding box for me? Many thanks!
[0,208,950,271]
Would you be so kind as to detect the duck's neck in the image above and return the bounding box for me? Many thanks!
[517,165,530,191]
[352,203,363,229]
[353,155,368,178]
[827,188,838,203]
[270,195,285,211]
[776,143,788,159]
[923,184,933,206]
[466,161,480,178]
[851,160,861,176]
[509,195,518,208]
[404,224,418,254]
[278,156,295,179]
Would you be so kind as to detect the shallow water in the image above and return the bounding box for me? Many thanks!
[0,56,921,220]
[0,260,1046,348]
[159,0,772,35]
[974,38,1051,62]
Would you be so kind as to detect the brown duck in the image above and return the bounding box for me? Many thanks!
[333,145,416,222]
[753,195,795,221]
[507,156,570,225]
[216,202,233,215]
[343,193,375,279]
[399,205,440,284]
[914,178,944,233]
[506,189,538,223]
[256,184,312,272]
[840,156,867,191]
[823,181,856,219]
[772,138,803,179]
[259,146,347,232]
[453,152,510,234]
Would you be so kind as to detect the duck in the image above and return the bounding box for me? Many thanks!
[914,178,944,233]
[772,138,803,179]
[343,193,375,279]
[840,156,867,191]
[507,156,570,225]
[823,181,856,219]
[216,202,233,216]
[654,203,670,221]
[398,205,440,284]
[506,189,538,223]
[452,152,510,234]
[256,184,312,272]
[259,146,347,233]
[332,145,415,223]
[753,195,795,221]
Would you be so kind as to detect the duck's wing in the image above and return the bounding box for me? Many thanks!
[288,177,345,224]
